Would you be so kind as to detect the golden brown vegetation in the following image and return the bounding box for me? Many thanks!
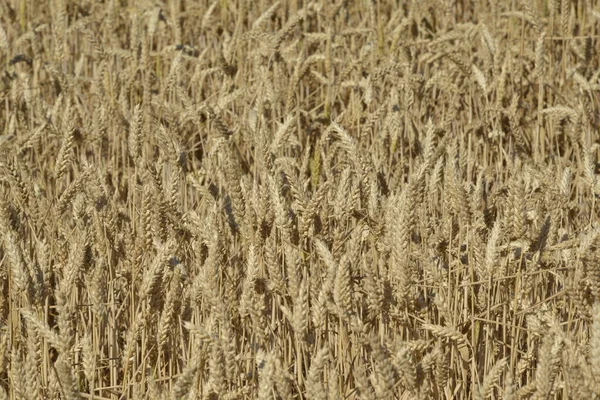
[1,0,600,398]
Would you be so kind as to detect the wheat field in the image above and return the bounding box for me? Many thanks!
[0,0,599,399]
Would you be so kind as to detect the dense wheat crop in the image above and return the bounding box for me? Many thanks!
[0,0,599,398]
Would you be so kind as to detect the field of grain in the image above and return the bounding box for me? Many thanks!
[0,0,599,399]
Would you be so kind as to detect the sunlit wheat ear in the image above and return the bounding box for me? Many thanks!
[476,357,507,400]
[589,304,600,390]
[128,104,143,161]
[170,352,200,400]
[54,123,75,179]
